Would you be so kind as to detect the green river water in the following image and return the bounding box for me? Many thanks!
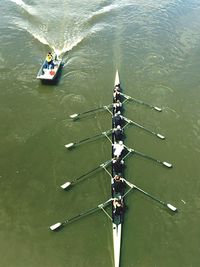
[0,0,200,266]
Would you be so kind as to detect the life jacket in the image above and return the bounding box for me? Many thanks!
[46,54,52,63]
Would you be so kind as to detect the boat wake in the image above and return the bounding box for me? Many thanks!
[11,0,121,60]
[10,0,36,15]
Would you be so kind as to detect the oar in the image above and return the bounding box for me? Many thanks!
[127,147,172,168]
[124,179,177,212]
[50,198,113,231]
[123,116,165,140]
[65,129,112,149]
[70,104,112,119]
[121,93,162,112]
[60,160,111,189]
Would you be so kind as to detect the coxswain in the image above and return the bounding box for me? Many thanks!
[113,141,125,158]
[113,125,124,142]
[113,174,126,194]
[112,156,124,175]
[113,198,124,216]
[113,100,122,114]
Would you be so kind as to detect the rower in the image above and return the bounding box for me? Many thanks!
[113,125,124,142]
[113,89,121,102]
[112,156,124,175]
[113,100,122,114]
[113,174,126,194]
[114,84,121,92]
[112,111,124,127]
[113,141,125,158]
[113,198,124,216]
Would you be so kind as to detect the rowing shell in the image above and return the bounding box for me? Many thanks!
[112,70,123,267]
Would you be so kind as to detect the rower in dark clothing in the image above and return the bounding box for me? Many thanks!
[114,84,121,92]
[113,100,122,114]
[113,125,124,142]
[112,111,124,127]
[112,156,124,175]
[113,198,124,216]
[113,175,126,194]
[113,89,121,102]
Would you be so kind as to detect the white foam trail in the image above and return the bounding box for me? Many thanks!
[10,0,36,15]
[52,35,84,58]
[31,32,50,46]
[13,18,50,47]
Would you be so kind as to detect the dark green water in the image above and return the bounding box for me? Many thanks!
[1,0,200,266]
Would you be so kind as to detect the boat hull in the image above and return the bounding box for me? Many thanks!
[37,56,62,80]
[112,70,123,267]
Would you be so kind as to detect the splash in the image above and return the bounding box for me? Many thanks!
[10,0,36,15]
[52,35,84,58]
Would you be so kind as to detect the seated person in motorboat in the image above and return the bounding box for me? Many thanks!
[44,52,55,69]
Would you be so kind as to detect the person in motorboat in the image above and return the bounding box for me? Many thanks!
[113,197,124,216]
[113,100,123,114]
[113,125,124,142]
[112,156,124,175]
[113,174,126,194]
[113,141,125,158]
[44,52,54,69]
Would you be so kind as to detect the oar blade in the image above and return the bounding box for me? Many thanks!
[167,203,177,212]
[65,143,74,149]
[157,134,165,140]
[163,161,172,168]
[154,107,162,112]
[50,222,62,231]
[70,113,78,119]
[61,182,71,189]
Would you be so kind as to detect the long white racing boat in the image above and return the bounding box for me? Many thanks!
[112,70,123,267]
[49,69,178,267]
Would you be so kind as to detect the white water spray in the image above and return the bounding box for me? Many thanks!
[10,0,36,15]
